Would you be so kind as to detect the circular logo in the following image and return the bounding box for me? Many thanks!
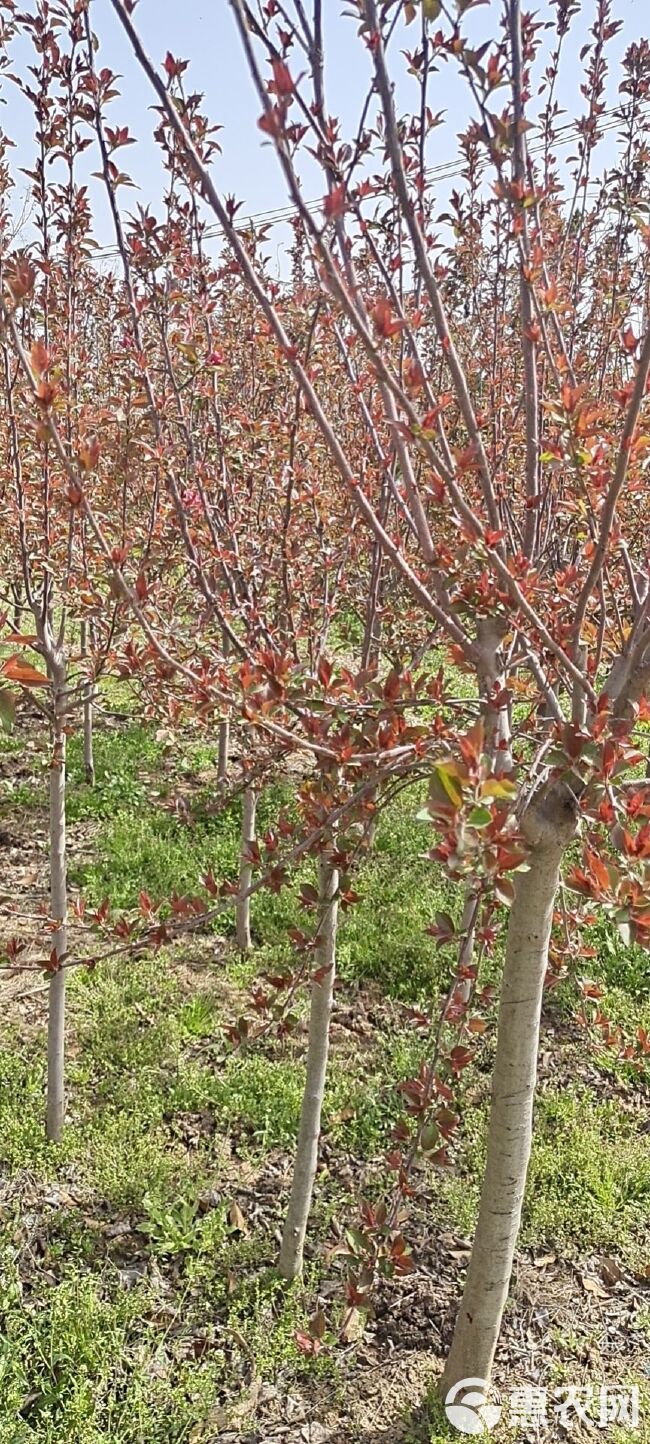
[444,1377,502,1435]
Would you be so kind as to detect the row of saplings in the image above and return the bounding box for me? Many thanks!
[9,651,554,1408]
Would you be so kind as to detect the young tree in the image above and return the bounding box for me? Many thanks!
[278,837,339,1280]
[0,0,194,1136]
[0,0,109,1140]
[106,0,650,1392]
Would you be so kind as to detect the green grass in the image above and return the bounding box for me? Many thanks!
[1,939,647,1441]
[0,730,22,755]
[2,707,650,1440]
[338,788,456,999]
[58,718,455,1003]
[0,956,321,1443]
[66,726,167,822]
[72,808,238,910]
[0,1253,260,1444]
[2,700,457,1000]
[585,910,650,999]
[77,772,452,997]
[525,1090,650,1261]
[437,1083,650,1266]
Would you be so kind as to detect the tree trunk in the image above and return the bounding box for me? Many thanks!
[278,852,339,1280]
[218,629,230,782]
[80,620,95,786]
[217,714,230,783]
[442,788,577,1392]
[12,582,23,633]
[46,672,68,1143]
[236,785,257,951]
[361,549,383,850]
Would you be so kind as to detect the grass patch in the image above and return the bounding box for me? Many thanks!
[66,725,167,823]
[3,707,650,1440]
[338,785,455,1000]
[0,952,319,1442]
[0,1255,234,1444]
[69,743,455,1005]
[441,1084,650,1265]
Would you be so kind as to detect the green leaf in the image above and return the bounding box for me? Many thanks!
[468,805,492,827]
[433,762,463,807]
[0,688,16,733]
[422,0,442,17]
[480,777,517,801]
[420,1121,439,1151]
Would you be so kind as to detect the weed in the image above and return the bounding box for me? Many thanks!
[2,710,650,1441]
[444,1085,650,1264]
[137,1191,226,1258]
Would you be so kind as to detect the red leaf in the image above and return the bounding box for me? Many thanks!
[270,58,294,97]
[30,339,50,376]
[45,946,62,974]
[371,298,403,339]
[2,655,49,687]
[258,107,284,137]
[164,52,187,78]
[622,325,638,353]
[383,668,401,702]
[586,848,611,894]
[324,183,346,220]
[294,1330,322,1356]
[79,436,101,471]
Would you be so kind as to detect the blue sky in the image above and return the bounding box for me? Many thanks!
[1,0,647,266]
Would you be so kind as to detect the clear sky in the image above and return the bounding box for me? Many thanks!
[2,0,647,267]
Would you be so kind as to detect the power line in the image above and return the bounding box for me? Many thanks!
[85,101,648,260]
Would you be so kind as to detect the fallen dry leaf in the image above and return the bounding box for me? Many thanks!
[341,1306,365,1343]
[228,1200,248,1234]
[582,1274,609,1299]
[599,1256,623,1286]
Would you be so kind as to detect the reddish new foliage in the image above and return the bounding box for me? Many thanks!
[2,0,650,1377]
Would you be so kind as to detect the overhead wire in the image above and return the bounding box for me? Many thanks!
[85,100,649,259]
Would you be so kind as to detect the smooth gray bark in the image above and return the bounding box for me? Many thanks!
[278,852,339,1280]
[217,716,230,783]
[46,673,68,1142]
[236,785,257,951]
[80,620,95,786]
[217,629,230,782]
[442,788,577,1390]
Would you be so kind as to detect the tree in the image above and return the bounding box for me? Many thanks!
[0,0,114,1140]
[105,0,650,1393]
[0,0,199,1136]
